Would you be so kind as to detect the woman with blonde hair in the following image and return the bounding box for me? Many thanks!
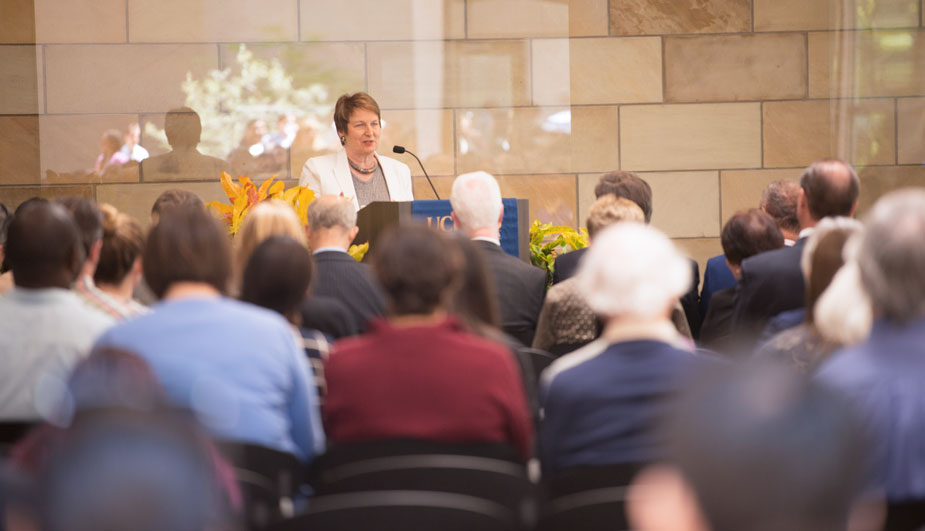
[233,199,307,292]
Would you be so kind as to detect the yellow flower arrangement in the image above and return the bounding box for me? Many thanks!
[207,172,315,235]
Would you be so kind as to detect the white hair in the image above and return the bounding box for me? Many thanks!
[449,171,502,233]
[799,216,864,281]
[814,259,872,346]
[577,223,691,319]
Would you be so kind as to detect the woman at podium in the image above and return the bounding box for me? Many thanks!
[299,92,414,210]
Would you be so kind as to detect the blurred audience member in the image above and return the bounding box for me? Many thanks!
[140,107,229,181]
[755,217,863,372]
[150,188,205,225]
[233,199,308,291]
[814,249,873,348]
[0,200,113,420]
[540,223,701,475]
[534,196,654,354]
[629,362,872,531]
[450,170,546,346]
[120,122,149,163]
[733,159,859,340]
[269,113,299,150]
[700,179,801,319]
[306,195,384,333]
[817,189,925,508]
[33,410,236,531]
[93,129,129,175]
[58,198,121,320]
[241,236,331,400]
[0,201,12,295]
[86,204,148,319]
[699,209,784,351]
[323,224,533,460]
[94,206,324,462]
[228,118,280,176]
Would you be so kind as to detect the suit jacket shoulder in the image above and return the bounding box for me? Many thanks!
[552,248,587,285]
[732,240,807,338]
[476,241,547,346]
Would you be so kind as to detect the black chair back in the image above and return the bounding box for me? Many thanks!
[0,422,37,457]
[216,442,305,529]
[538,462,647,531]
[269,490,518,531]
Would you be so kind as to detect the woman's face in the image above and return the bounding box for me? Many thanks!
[342,107,381,157]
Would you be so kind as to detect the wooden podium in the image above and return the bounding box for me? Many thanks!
[354,199,531,261]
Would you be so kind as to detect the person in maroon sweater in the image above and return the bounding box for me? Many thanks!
[322,224,533,460]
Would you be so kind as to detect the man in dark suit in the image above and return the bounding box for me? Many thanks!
[305,195,386,333]
[732,159,859,341]
[553,171,701,337]
[450,171,547,346]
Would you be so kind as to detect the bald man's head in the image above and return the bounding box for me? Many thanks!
[799,159,860,222]
[5,200,83,289]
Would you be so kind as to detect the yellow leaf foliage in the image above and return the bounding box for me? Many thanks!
[208,172,316,236]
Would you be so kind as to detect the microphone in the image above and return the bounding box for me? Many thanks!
[393,145,440,200]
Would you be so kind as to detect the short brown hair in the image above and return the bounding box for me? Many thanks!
[95,204,145,286]
[760,180,801,235]
[372,224,462,316]
[143,206,231,299]
[151,189,204,223]
[800,159,860,221]
[593,171,653,223]
[586,196,645,238]
[721,209,784,266]
[333,92,381,138]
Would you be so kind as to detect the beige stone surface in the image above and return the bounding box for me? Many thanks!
[763,99,896,168]
[643,171,721,238]
[368,40,530,109]
[413,173,578,226]
[673,237,722,284]
[665,34,807,102]
[300,0,465,41]
[531,39,570,106]
[45,45,218,113]
[0,0,35,43]
[571,106,620,174]
[609,0,750,35]
[0,185,94,211]
[856,165,925,214]
[467,0,568,38]
[0,46,40,114]
[620,103,762,171]
[379,109,456,177]
[219,42,366,103]
[898,97,925,164]
[38,114,142,185]
[569,37,663,105]
[96,181,226,227]
[720,168,802,225]
[130,0,297,42]
[755,0,920,31]
[809,30,925,98]
[576,172,598,228]
[570,0,609,36]
[34,0,125,43]
[0,116,41,186]
[456,107,570,174]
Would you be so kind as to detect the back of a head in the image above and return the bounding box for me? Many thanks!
[163,107,202,149]
[64,347,166,420]
[856,188,925,325]
[449,171,502,233]
[372,224,462,317]
[799,217,863,321]
[235,199,307,276]
[800,159,860,221]
[56,197,103,261]
[593,171,653,223]
[240,236,312,323]
[668,362,865,531]
[150,189,204,225]
[143,206,231,299]
[760,180,801,235]
[306,195,357,232]
[37,411,227,531]
[586,195,645,238]
[721,209,785,266]
[578,223,690,320]
[5,200,81,289]
[94,204,145,287]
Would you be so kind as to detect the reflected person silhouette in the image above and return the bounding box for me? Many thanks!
[140,107,229,182]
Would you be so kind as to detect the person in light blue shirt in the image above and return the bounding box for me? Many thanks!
[95,205,324,462]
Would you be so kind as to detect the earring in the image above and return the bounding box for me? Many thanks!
[339,135,346,145]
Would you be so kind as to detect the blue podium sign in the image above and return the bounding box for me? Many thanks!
[411,198,523,259]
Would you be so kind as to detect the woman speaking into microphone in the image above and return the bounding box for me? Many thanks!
[299,92,414,210]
